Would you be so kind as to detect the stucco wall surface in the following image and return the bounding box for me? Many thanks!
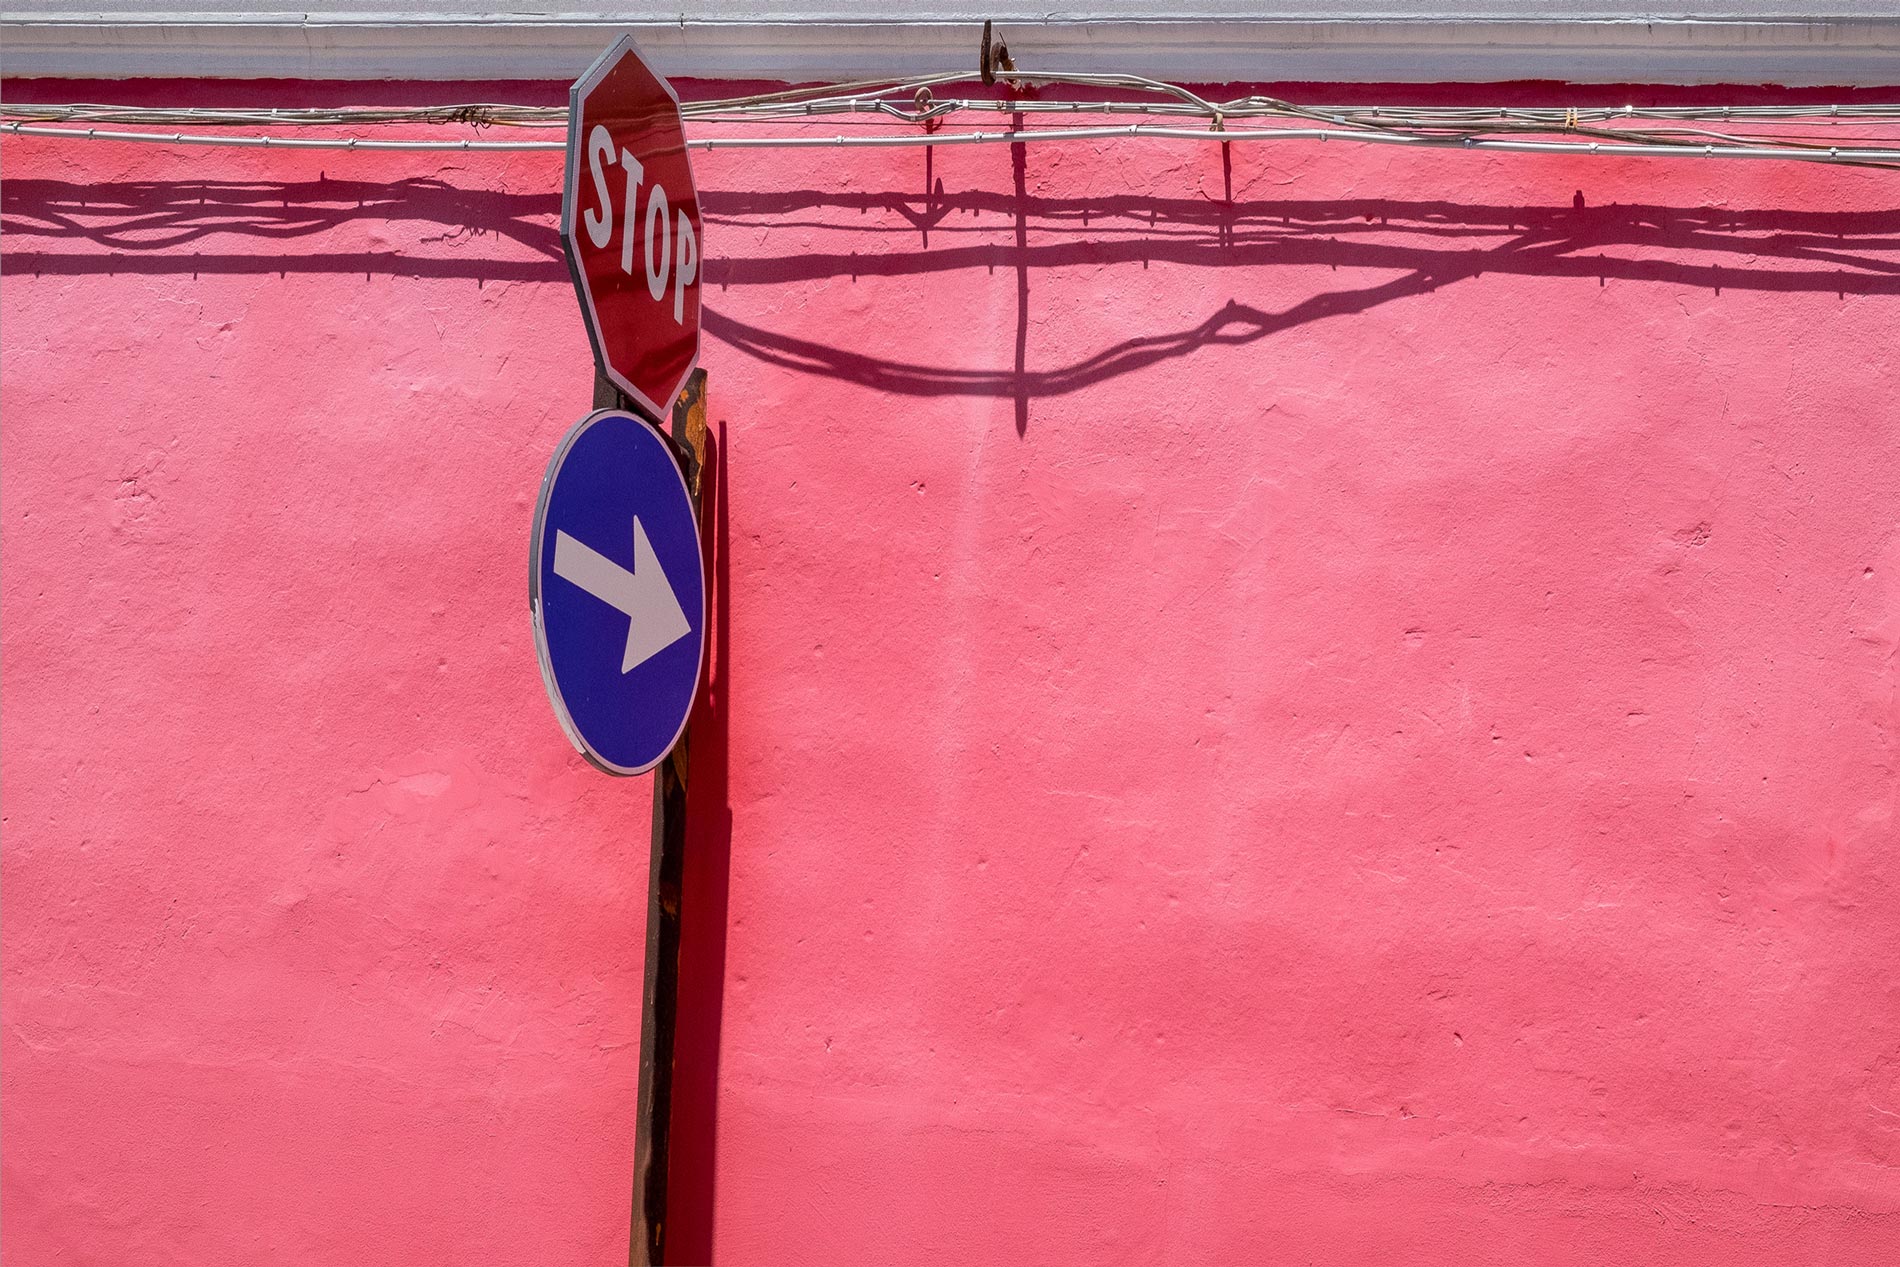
[1,91,651,1267]
[4,79,1899,1266]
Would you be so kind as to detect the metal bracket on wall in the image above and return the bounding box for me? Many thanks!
[979,19,1022,93]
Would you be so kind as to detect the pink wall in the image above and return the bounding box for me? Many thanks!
[4,80,1899,1266]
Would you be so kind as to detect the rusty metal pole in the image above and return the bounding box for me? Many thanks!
[605,367,707,1267]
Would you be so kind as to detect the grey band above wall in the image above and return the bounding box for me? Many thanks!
[4,10,1898,85]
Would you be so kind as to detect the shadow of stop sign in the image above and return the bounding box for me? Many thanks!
[563,36,702,421]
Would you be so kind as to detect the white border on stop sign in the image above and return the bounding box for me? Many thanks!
[561,33,701,424]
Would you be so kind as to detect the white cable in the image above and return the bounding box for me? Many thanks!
[690,125,1900,164]
[1,122,559,151]
[8,119,1899,166]
[12,91,1900,133]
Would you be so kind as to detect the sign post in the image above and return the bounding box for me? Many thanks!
[541,33,708,1266]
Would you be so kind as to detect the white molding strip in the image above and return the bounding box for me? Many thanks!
[3,15,1898,85]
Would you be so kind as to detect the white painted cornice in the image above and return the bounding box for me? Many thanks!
[3,12,1897,84]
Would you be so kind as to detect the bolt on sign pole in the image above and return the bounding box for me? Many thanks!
[531,32,707,1267]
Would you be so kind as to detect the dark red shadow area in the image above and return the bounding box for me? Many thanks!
[666,422,732,1267]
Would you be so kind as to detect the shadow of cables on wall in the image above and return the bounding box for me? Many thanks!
[696,184,1900,399]
[2,175,565,282]
[9,171,1896,408]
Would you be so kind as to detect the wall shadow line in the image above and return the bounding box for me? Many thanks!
[7,174,1895,418]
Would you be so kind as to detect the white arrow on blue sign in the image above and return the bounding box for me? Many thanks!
[531,409,706,775]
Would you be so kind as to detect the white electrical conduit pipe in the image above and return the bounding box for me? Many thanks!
[7,119,1900,166]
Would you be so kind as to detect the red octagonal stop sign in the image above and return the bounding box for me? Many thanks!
[562,36,701,421]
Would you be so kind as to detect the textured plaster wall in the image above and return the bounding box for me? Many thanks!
[4,79,1899,1266]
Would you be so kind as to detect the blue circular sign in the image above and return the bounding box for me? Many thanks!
[530,409,705,775]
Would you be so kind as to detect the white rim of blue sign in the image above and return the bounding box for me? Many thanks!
[529,407,707,777]
[562,32,701,426]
